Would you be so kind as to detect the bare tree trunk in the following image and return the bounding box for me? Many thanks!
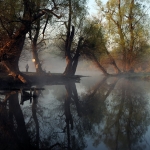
[71,55,79,75]
[64,37,83,76]
[105,50,121,74]
[118,0,127,72]
[127,0,135,73]
[63,56,73,75]
[32,43,44,74]
[63,24,75,75]
[0,0,60,83]
[71,37,83,75]
[3,61,29,83]
[1,35,29,83]
[63,0,75,76]
[92,54,109,76]
[31,0,44,74]
[0,0,32,83]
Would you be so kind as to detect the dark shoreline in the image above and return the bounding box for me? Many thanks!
[0,72,150,88]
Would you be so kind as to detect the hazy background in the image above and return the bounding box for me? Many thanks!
[19,0,109,75]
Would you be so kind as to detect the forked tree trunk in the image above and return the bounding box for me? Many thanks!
[63,37,83,76]
[63,51,80,76]
[71,37,83,75]
[32,43,44,74]
[63,24,74,76]
[0,0,60,83]
[0,0,32,83]
[63,0,77,76]
[31,4,44,74]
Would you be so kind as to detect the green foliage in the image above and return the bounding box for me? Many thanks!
[80,19,107,61]
[53,0,88,53]
[0,0,22,39]
[0,0,150,73]
[96,0,150,71]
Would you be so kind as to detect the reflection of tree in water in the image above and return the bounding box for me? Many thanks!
[78,77,150,150]
[101,79,150,150]
[1,77,150,150]
[79,77,119,145]
[20,82,87,150]
[0,91,31,150]
[22,88,64,149]
[0,99,14,150]
[63,81,86,150]
[0,89,65,149]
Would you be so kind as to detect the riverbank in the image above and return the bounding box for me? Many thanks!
[0,72,150,88]
[114,72,150,80]
[0,72,83,88]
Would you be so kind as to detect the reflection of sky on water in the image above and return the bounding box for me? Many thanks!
[19,75,150,149]
[85,138,107,150]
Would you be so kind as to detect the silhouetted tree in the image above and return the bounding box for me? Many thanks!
[0,0,61,83]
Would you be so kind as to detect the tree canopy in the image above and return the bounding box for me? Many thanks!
[96,0,150,72]
[0,0,150,83]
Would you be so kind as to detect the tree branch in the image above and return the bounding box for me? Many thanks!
[0,17,11,38]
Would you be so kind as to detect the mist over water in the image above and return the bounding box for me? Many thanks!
[1,0,150,148]
[23,76,150,149]
[19,52,101,76]
[2,57,150,150]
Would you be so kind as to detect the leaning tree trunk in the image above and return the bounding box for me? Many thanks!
[71,37,83,75]
[0,1,32,83]
[92,54,109,76]
[0,0,60,83]
[105,50,121,74]
[63,37,83,76]
[0,0,35,83]
[1,34,29,83]
[3,61,28,84]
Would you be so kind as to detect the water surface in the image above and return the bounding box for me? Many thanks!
[0,75,150,150]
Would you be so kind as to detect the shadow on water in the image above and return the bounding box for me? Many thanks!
[0,76,150,150]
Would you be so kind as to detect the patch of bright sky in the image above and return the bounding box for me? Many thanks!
[87,0,150,16]
[87,0,108,16]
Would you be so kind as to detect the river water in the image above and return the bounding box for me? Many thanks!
[0,74,150,150]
